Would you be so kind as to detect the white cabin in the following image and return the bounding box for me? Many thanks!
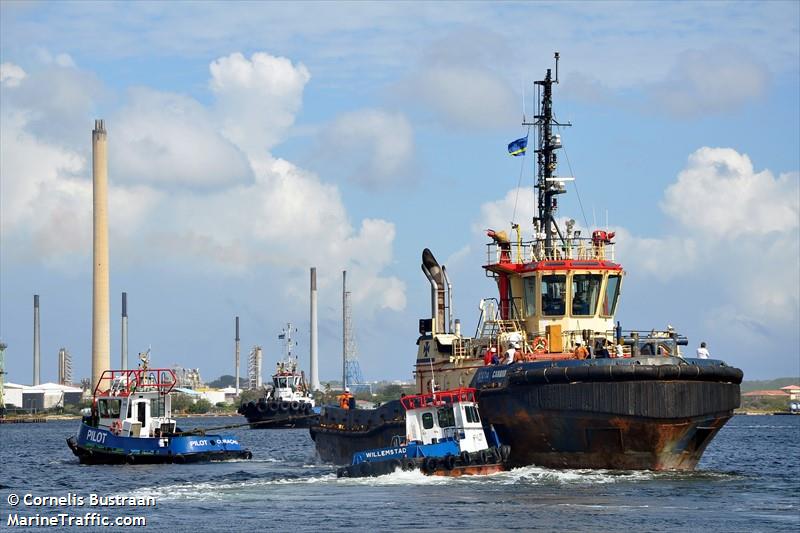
[401,389,489,453]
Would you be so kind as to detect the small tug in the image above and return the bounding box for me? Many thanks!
[337,388,509,478]
[238,324,317,428]
[67,355,251,464]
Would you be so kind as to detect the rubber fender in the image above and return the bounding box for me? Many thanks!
[610,364,636,381]
[173,454,185,464]
[479,450,489,465]
[268,402,279,412]
[424,456,438,472]
[359,462,372,477]
[634,365,659,380]
[402,458,416,471]
[565,366,590,383]
[500,445,511,462]
[679,365,701,379]
[244,451,253,460]
[304,403,313,413]
[657,365,681,380]
[279,402,290,412]
[460,450,472,466]
[125,454,136,465]
[444,454,456,470]
[256,402,269,414]
[290,401,300,411]
[390,459,402,472]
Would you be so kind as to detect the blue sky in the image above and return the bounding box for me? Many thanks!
[1,1,798,385]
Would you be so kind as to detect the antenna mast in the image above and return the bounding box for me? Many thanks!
[524,51,571,257]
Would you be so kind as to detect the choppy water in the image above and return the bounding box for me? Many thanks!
[1,415,798,531]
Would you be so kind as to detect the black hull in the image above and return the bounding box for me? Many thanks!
[310,400,406,464]
[310,361,743,470]
[243,412,319,429]
[238,399,317,429]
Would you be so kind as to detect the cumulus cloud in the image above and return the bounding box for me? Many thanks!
[661,147,798,237]
[210,52,310,158]
[317,109,414,188]
[0,62,26,87]
[648,47,769,117]
[1,50,406,315]
[622,147,798,329]
[111,88,252,188]
[473,187,535,235]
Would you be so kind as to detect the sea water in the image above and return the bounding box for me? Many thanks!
[1,415,797,532]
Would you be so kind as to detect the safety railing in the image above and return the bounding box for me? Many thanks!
[486,237,616,266]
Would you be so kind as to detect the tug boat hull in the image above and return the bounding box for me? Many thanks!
[337,450,506,478]
[66,422,252,465]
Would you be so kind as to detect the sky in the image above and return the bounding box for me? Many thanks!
[1,1,798,386]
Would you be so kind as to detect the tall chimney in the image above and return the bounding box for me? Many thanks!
[33,294,40,386]
[92,119,110,387]
[121,292,128,370]
[309,267,320,391]
[342,270,346,390]
[235,316,240,396]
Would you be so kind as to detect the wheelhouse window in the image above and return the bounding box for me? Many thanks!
[601,274,621,316]
[98,399,121,418]
[541,275,566,316]
[437,406,456,428]
[421,412,434,430]
[464,405,480,424]
[572,274,602,316]
[150,397,165,417]
[523,277,537,317]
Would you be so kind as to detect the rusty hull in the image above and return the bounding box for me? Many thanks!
[478,380,740,470]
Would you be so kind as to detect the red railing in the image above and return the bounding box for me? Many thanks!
[400,388,476,410]
[93,368,177,398]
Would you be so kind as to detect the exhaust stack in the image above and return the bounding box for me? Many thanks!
[421,249,450,334]
[33,294,40,386]
[235,316,240,396]
[309,267,320,391]
[91,119,110,388]
[121,292,128,370]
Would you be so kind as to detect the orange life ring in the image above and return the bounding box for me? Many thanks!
[532,336,548,354]
[111,420,122,435]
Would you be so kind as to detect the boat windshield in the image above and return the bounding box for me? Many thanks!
[601,274,621,316]
[572,274,602,316]
[437,406,456,428]
[98,399,121,418]
[541,275,566,316]
[523,277,536,317]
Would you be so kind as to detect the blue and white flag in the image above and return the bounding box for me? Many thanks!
[507,135,528,156]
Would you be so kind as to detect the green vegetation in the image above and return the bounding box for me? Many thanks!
[740,377,799,393]
[187,398,212,414]
[740,395,792,413]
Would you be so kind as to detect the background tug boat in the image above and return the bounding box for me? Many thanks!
[67,353,252,464]
[237,323,318,428]
[312,53,743,471]
[337,387,509,478]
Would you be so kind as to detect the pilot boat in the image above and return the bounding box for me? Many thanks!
[312,53,743,471]
[237,324,317,428]
[337,388,508,478]
[66,356,252,464]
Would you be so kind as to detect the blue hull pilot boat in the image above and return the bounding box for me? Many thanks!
[67,360,252,464]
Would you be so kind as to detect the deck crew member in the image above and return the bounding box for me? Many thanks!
[574,341,589,360]
[696,342,710,359]
[338,388,354,409]
[484,346,497,366]
[615,339,625,358]
[503,342,518,365]
[595,340,610,359]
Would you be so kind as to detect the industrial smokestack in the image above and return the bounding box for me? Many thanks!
[235,316,240,396]
[121,292,128,370]
[33,294,40,386]
[309,267,320,391]
[342,270,346,390]
[91,119,110,388]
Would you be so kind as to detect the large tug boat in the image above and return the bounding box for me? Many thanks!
[67,355,252,464]
[312,53,742,470]
[238,324,317,428]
